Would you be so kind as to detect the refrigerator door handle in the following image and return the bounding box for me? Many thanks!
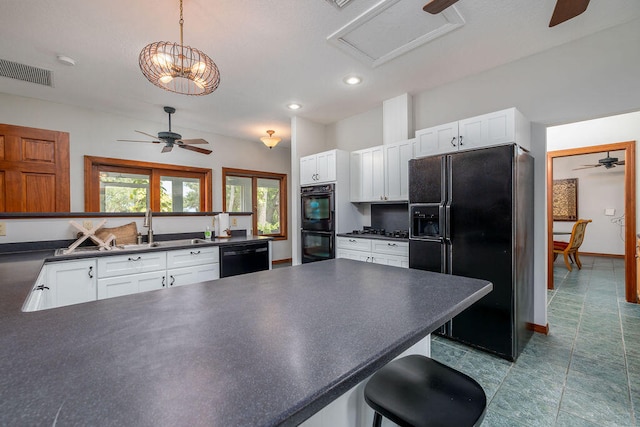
[445,204,451,241]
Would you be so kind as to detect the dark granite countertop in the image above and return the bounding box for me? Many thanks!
[0,253,491,426]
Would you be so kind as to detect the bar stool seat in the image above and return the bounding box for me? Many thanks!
[364,354,486,427]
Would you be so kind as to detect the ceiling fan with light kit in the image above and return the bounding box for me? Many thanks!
[423,0,590,27]
[572,152,625,170]
[117,106,212,155]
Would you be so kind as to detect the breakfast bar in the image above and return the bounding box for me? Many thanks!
[0,256,491,426]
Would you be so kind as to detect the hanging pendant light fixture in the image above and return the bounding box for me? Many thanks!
[139,0,220,96]
[260,130,281,149]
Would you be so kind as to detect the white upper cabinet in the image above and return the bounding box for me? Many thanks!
[300,149,337,185]
[384,139,412,201]
[414,108,530,158]
[351,140,412,202]
[414,121,460,157]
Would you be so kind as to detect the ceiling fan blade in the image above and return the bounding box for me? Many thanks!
[117,139,161,144]
[423,0,460,14]
[135,130,160,139]
[177,138,209,145]
[161,145,173,153]
[179,145,213,155]
[572,165,600,170]
[616,160,626,166]
[549,0,590,27]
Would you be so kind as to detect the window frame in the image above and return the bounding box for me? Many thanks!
[85,156,212,213]
[222,167,288,240]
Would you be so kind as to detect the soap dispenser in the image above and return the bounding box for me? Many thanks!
[204,226,212,240]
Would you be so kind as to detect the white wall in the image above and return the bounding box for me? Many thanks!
[0,93,292,261]
[326,106,383,152]
[552,152,626,255]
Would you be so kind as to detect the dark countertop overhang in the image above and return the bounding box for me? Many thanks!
[0,252,491,426]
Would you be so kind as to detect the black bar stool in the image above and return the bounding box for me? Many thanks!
[364,354,486,427]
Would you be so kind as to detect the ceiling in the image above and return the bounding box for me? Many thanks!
[1,0,640,146]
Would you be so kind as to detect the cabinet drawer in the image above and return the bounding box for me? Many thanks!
[168,264,220,287]
[371,240,408,256]
[371,253,409,268]
[97,251,167,278]
[167,246,219,269]
[336,237,372,252]
[97,271,165,300]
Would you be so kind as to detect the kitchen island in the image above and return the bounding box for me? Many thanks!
[0,255,491,426]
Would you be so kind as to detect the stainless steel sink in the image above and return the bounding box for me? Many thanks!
[55,238,211,256]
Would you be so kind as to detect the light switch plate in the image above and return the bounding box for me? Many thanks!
[83,220,93,230]
[605,208,616,216]
[0,222,6,236]
[232,217,238,226]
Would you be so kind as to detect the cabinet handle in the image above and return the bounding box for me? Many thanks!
[88,266,93,278]
[190,250,201,255]
[170,275,175,286]
[349,239,356,243]
[128,256,142,261]
[35,284,50,291]
[450,137,457,147]
[388,243,398,247]
[459,135,464,146]
[162,276,166,287]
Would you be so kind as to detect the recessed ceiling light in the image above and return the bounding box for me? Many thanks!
[343,75,362,85]
[287,103,302,110]
[56,55,76,66]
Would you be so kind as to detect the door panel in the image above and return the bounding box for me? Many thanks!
[409,239,445,273]
[408,155,445,204]
[448,145,515,358]
[0,124,69,212]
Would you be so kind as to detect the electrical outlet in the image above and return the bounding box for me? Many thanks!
[83,220,93,230]
[232,217,238,226]
[0,222,6,236]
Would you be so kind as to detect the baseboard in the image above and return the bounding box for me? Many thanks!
[272,258,292,265]
[579,252,624,259]
[527,322,549,335]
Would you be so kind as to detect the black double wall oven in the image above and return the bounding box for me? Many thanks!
[301,183,335,264]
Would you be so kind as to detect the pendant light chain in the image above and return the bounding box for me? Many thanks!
[179,0,184,74]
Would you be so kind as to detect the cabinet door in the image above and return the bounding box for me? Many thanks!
[300,155,318,186]
[336,248,370,262]
[384,140,413,201]
[414,122,459,158]
[350,152,362,202]
[46,259,97,308]
[371,240,409,257]
[97,271,165,300]
[458,109,515,150]
[316,150,337,183]
[167,246,219,269]
[370,253,409,268]
[168,264,220,287]
[360,147,384,202]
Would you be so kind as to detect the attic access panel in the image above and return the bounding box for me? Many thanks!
[327,0,465,68]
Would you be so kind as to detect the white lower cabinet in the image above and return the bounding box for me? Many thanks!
[39,259,98,309]
[336,237,409,268]
[167,264,220,287]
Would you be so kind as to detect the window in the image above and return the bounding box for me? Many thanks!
[85,156,212,213]
[222,168,287,239]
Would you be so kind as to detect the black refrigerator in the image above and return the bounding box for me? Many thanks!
[408,144,534,361]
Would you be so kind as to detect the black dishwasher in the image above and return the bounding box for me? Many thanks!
[219,242,270,278]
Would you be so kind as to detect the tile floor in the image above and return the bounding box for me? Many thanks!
[431,255,640,426]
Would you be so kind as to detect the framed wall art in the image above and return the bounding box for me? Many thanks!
[553,178,578,221]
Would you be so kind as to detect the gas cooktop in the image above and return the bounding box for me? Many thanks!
[347,227,409,239]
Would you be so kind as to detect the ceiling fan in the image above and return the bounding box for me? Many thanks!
[117,106,213,155]
[573,152,625,170]
[423,0,590,27]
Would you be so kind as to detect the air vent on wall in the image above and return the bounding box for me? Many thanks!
[325,0,355,9]
[0,59,53,87]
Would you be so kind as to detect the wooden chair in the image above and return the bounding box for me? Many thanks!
[553,219,592,271]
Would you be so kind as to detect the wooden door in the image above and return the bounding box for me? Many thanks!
[0,124,70,212]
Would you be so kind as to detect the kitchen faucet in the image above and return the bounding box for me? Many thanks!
[144,208,153,244]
